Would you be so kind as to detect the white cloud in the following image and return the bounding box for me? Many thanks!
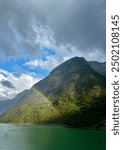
[24,39,105,73]
[24,56,60,71]
[0,70,42,101]
[0,69,9,75]
[0,74,6,81]
[24,21,105,72]
[31,18,56,48]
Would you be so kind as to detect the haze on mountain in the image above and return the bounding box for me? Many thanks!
[0,57,106,128]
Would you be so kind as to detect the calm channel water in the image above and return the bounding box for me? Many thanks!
[0,124,105,150]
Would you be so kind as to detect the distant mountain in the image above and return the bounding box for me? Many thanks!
[0,100,10,115]
[0,90,30,115]
[0,57,106,128]
[89,61,106,76]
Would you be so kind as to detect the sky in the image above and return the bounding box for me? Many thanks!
[0,0,106,101]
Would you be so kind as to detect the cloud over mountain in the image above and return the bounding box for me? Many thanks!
[0,0,106,100]
[0,69,42,101]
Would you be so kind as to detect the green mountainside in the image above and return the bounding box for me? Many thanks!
[0,57,106,128]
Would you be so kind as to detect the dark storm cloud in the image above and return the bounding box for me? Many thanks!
[49,0,106,51]
[0,0,105,60]
[0,80,15,89]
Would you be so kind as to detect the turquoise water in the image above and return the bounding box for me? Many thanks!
[0,124,105,150]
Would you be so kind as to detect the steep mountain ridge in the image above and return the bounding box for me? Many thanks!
[34,57,105,101]
[0,57,106,128]
[0,90,30,115]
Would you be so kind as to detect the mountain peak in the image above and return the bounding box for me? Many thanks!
[34,56,105,101]
[66,56,86,62]
[50,57,90,76]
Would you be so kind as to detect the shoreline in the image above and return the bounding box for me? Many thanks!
[0,122,106,131]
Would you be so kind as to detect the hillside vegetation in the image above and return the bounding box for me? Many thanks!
[0,57,106,128]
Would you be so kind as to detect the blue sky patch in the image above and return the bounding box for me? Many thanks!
[0,57,49,77]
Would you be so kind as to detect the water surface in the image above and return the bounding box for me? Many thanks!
[0,124,105,150]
